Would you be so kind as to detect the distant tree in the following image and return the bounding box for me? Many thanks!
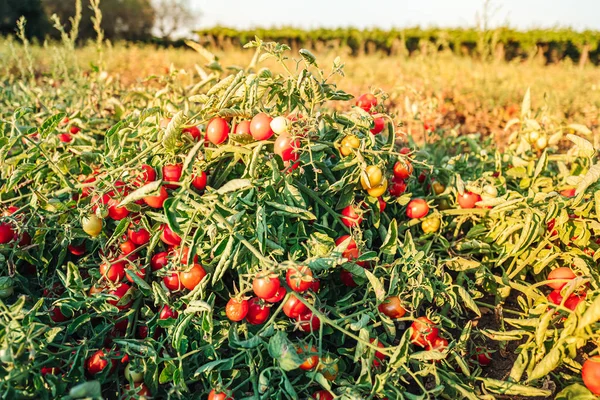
[151,0,197,40]
[0,0,49,39]
[43,0,155,41]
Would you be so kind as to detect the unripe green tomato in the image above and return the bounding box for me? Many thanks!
[82,214,103,237]
[125,363,144,383]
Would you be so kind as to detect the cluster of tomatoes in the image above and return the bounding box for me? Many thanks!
[56,117,81,143]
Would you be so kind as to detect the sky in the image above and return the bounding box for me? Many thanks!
[188,0,600,31]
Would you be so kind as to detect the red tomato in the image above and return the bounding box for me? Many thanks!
[378,197,386,212]
[183,125,201,140]
[310,279,320,293]
[265,286,286,303]
[286,265,314,293]
[163,272,182,291]
[234,120,251,135]
[297,311,320,333]
[70,125,80,134]
[170,246,199,265]
[68,243,86,256]
[378,296,406,319]
[312,390,334,400]
[582,356,600,395]
[123,382,150,398]
[393,160,413,180]
[119,239,136,255]
[274,133,300,163]
[427,337,449,351]
[206,117,230,145]
[388,180,407,197]
[162,164,183,189]
[370,338,386,367]
[100,260,126,282]
[128,223,150,246]
[410,317,439,348]
[474,348,492,366]
[250,113,274,140]
[134,164,156,187]
[246,297,270,325]
[297,345,318,371]
[180,263,206,290]
[160,224,181,246]
[341,205,363,227]
[143,185,168,208]
[561,188,576,198]
[108,284,132,310]
[226,298,249,321]
[252,272,281,299]
[50,306,67,322]
[340,269,358,287]
[370,117,385,134]
[86,349,114,375]
[565,293,586,310]
[546,267,576,290]
[125,264,146,283]
[40,366,60,376]
[0,223,15,244]
[547,289,563,305]
[151,252,169,271]
[58,133,72,143]
[356,93,377,112]
[283,295,309,319]
[457,192,482,209]
[107,198,130,220]
[159,304,178,320]
[208,389,233,400]
[335,235,364,266]
[406,198,429,219]
[192,171,208,191]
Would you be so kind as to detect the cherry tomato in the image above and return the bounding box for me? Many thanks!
[406,198,429,219]
[68,243,86,256]
[410,317,439,348]
[208,389,233,400]
[124,363,144,383]
[234,120,251,136]
[226,298,249,321]
[378,296,406,319]
[100,259,126,282]
[107,198,130,220]
[427,337,449,351]
[370,117,385,134]
[546,267,576,290]
[297,345,318,371]
[252,272,281,299]
[58,133,72,143]
[143,185,168,208]
[561,188,576,198]
[421,215,441,233]
[123,382,150,399]
[206,117,230,145]
[70,125,80,134]
[393,160,413,180]
[340,269,357,287]
[82,214,103,237]
[340,134,360,157]
[163,272,182,291]
[160,224,181,246]
[180,263,206,290]
[457,191,482,209]
[151,252,169,271]
[274,133,300,163]
[41,366,60,376]
[297,311,320,333]
[474,347,492,366]
[0,223,14,244]
[312,390,334,400]
[366,178,388,197]
[125,264,146,283]
[86,349,114,375]
[119,239,136,255]
[341,205,363,227]
[283,295,309,319]
[183,125,201,140]
[356,93,377,112]
[250,112,274,140]
[192,170,208,190]
[432,181,445,195]
[128,223,150,246]
[50,306,67,323]
[286,265,313,293]
[162,164,183,189]
[170,246,199,265]
[582,356,600,395]
[246,297,270,325]
[388,179,407,197]
[370,338,386,367]
[378,197,386,212]
[565,293,586,310]
[159,304,178,320]
[265,286,286,303]
[360,165,383,190]
[108,284,132,310]
[335,235,364,266]
[270,116,288,134]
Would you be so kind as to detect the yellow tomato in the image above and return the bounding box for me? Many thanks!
[421,215,441,233]
[360,165,383,189]
[82,215,103,237]
[318,355,339,381]
[340,135,360,157]
[366,178,388,197]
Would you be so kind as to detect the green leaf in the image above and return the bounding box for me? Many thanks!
[217,178,252,194]
[364,269,385,302]
[69,381,102,399]
[555,384,597,400]
[479,378,551,397]
[455,286,481,317]
[268,331,303,371]
[194,358,235,376]
[118,180,161,207]
[39,113,66,138]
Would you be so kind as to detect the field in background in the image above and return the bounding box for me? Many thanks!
[2,38,600,145]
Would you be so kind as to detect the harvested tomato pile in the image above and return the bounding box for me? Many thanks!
[2,40,600,400]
